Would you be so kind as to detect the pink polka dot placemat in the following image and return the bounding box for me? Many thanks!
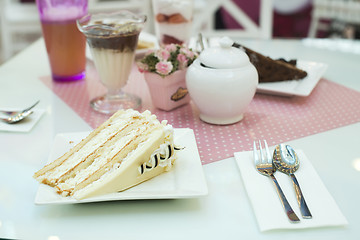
[40,63,360,165]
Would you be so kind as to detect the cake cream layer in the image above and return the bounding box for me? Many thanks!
[34,110,133,181]
[55,121,157,195]
[34,110,144,184]
[73,128,174,200]
[33,109,176,200]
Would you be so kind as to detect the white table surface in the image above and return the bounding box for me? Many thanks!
[1,37,360,240]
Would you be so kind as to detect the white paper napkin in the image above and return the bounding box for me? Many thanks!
[234,150,348,232]
[0,109,45,132]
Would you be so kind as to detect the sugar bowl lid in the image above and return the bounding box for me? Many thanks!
[199,37,250,69]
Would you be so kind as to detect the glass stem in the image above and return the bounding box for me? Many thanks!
[106,88,123,98]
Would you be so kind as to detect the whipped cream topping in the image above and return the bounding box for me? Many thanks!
[153,0,193,20]
[139,143,175,175]
[38,110,148,183]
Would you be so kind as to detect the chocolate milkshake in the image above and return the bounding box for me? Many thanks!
[85,22,141,90]
[77,11,146,114]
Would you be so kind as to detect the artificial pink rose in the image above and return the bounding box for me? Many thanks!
[181,48,195,59]
[155,49,170,61]
[137,61,148,73]
[164,43,177,52]
[137,43,197,77]
[177,53,188,70]
[155,61,173,76]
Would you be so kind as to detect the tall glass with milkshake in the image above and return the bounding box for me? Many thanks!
[77,11,146,114]
[36,0,88,81]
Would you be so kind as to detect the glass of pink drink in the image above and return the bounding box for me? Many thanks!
[36,0,87,81]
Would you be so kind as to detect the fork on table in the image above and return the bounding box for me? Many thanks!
[253,140,300,223]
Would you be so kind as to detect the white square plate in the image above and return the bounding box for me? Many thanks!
[34,128,208,205]
[256,60,328,97]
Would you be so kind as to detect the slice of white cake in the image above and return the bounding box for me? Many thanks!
[33,109,177,200]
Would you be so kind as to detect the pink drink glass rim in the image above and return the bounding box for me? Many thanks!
[36,0,88,21]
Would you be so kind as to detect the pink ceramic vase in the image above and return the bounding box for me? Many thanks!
[144,69,190,111]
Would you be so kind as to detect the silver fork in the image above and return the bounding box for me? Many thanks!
[253,140,300,223]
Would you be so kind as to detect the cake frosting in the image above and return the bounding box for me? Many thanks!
[33,109,178,200]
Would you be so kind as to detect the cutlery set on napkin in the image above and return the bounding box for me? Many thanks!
[0,100,44,132]
[234,140,348,232]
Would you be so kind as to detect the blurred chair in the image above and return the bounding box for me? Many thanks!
[0,0,41,61]
[193,0,273,39]
[308,0,360,38]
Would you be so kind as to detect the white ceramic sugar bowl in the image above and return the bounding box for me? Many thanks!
[186,37,258,125]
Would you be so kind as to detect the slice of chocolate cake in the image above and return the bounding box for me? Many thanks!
[232,43,307,83]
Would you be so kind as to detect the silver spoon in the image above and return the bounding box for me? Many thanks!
[273,144,312,219]
[0,110,34,124]
[0,100,39,124]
